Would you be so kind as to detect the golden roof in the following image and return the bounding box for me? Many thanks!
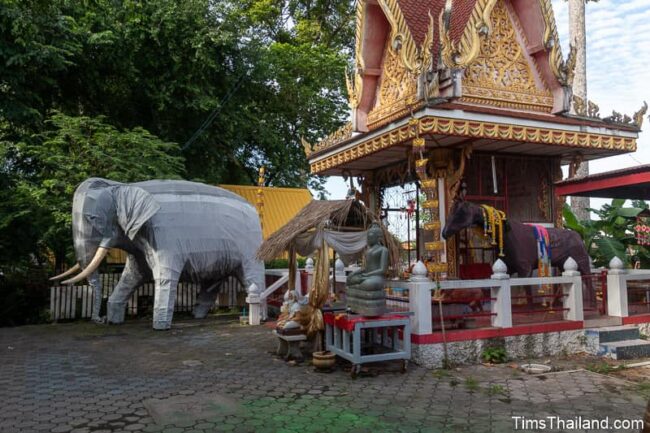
[220,184,313,240]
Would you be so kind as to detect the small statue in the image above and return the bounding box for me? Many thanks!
[276,289,308,333]
[346,223,389,316]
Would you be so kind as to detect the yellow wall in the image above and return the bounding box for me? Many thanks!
[220,184,312,240]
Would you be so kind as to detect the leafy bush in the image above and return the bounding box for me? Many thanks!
[481,346,508,364]
[563,200,650,268]
[0,266,51,327]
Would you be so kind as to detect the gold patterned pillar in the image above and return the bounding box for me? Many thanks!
[411,118,446,280]
[256,166,265,232]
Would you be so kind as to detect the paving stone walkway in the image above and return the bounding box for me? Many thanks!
[0,318,647,433]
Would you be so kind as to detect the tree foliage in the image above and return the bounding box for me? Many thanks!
[1,0,355,272]
[563,200,648,268]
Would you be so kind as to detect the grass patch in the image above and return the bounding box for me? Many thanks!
[635,381,650,398]
[586,361,625,375]
[586,362,613,374]
[464,376,479,392]
[486,384,507,397]
[432,369,450,379]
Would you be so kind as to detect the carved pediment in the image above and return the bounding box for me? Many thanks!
[460,1,553,113]
[366,36,418,129]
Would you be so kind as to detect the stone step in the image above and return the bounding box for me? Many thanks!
[585,325,640,344]
[584,316,622,328]
[600,339,650,360]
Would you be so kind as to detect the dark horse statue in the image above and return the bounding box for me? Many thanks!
[442,200,594,308]
[442,201,591,279]
[442,201,593,294]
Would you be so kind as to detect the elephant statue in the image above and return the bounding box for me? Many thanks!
[50,178,265,330]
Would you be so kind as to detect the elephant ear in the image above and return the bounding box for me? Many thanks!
[112,186,160,240]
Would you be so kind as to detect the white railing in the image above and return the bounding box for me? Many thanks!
[247,259,358,325]
[49,277,243,321]
[247,267,296,325]
[402,257,585,336]
[608,257,650,317]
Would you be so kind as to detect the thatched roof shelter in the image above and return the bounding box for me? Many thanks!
[257,199,400,273]
[257,200,372,261]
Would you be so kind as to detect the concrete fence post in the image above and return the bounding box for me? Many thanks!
[607,256,628,317]
[246,283,262,325]
[562,257,584,321]
[491,259,512,328]
[409,261,433,335]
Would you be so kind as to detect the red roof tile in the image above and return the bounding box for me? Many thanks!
[396,0,478,60]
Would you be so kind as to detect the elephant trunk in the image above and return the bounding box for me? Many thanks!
[50,263,81,281]
[62,247,109,285]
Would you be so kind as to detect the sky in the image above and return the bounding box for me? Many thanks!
[321,0,650,209]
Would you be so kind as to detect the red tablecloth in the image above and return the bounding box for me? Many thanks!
[323,312,407,332]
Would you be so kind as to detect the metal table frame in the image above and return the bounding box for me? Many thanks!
[325,313,411,378]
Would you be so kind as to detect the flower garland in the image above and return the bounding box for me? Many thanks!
[635,221,650,246]
[480,205,507,257]
[529,224,552,303]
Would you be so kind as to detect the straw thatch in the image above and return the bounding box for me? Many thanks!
[257,200,370,261]
[257,199,400,274]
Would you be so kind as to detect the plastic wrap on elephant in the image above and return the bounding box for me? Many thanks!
[64,178,265,330]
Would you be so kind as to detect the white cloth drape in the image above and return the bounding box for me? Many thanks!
[293,229,367,264]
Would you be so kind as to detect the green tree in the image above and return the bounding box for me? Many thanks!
[1,0,354,189]
[563,200,647,267]
[1,0,355,265]
[7,112,184,268]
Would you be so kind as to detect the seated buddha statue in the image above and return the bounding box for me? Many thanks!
[346,223,389,316]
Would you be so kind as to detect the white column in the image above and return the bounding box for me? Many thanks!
[491,259,512,328]
[305,257,314,294]
[334,258,346,285]
[246,283,262,325]
[409,261,433,335]
[562,257,584,321]
[607,256,628,317]
[568,0,590,220]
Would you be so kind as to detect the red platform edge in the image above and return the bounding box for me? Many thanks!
[411,321,584,344]
[622,314,650,325]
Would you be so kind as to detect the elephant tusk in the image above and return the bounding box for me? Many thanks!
[49,263,81,281]
[62,248,109,285]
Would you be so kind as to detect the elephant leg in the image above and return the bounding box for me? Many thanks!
[152,266,181,330]
[193,281,220,319]
[107,256,146,325]
[88,271,104,323]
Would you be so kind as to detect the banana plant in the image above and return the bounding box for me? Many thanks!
[563,200,647,268]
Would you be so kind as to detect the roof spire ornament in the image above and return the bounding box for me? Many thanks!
[345,66,362,109]
[633,102,648,129]
[439,0,498,68]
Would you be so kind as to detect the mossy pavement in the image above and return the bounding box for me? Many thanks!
[0,318,648,432]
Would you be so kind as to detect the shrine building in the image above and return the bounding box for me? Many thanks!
[303,0,645,277]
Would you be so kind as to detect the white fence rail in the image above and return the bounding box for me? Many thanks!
[49,276,244,321]
[246,260,357,325]
[401,258,585,335]
[608,258,650,317]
